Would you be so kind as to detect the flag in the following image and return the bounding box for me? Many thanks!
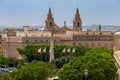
[72,48,75,53]
[44,48,46,53]
[41,48,46,54]
[38,48,41,53]
[41,49,44,54]
[66,48,70,54]
[35,50,38,54]
[62,48,66,53]
[68,48,70,53]
[35,48,41,54]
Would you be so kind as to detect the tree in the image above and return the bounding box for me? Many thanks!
[7,58,24,67]
[0,55,8,66]
[52,56,74,69]
[58,47,117,80]
[17,44,50,62]
[17,44,90,62]
[0,73,12,80]
[10,62,55,80]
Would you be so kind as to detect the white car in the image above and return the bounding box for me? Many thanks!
[53,76,58,80]
[1,65,9,72]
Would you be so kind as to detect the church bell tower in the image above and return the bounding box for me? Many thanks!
[73,8,82,31]
[45,8,55,31]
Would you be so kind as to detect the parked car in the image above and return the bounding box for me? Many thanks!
[0,65,9,72]
[53,76,58,80]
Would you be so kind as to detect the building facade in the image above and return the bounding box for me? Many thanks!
[0,34,2,54]
[114,31,120,51]
[3,28,61,58]
[1,8,118,59]
[73,31,113,48]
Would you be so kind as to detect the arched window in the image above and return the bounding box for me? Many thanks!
[26,40,29,43]
[35,40,37,42]
[54,40,56,42]
[40,40,42,43]
[77,22,80,27]
[50,22,52,27]
[46,40,48,43]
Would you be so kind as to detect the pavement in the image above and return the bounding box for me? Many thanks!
[114,51,120,80]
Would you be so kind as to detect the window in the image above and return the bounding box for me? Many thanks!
[89,43,91,46]
[40,40,42,43]
[82,43,84,46]
[46,40,48,43]
[95,43,97,46]
[77,37,79,40]
[26,34,28,37]
[108,43,110,47]
[26,40,29,43]
[35,40,37,42]
[50,22,52,27]
[41,34,43,37]
[76,43,78,45]
[77,22,80,27]
[100,33,102,35]
[101,43,104,46]
[54,40,56,42]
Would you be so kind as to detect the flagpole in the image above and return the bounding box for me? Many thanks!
[39,48,42,61]
[41,54,42,61]
[45,52,47,62]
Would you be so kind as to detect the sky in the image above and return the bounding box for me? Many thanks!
[0,0,120,27]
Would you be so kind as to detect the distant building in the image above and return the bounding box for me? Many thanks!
[73,31,113,48]
[0,8,118,59]
[2,27,60,58]
[0,34,2,54]
[45,8,113,48]
[114,30,120,51]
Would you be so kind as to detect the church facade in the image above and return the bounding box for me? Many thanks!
[44,8,114,49]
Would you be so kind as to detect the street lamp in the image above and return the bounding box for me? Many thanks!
[84,69,88,80]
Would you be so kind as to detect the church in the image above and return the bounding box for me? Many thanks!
[44,8,82,33]
[44,8,114,49]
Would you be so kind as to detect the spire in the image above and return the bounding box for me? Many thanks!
[76,8,80,16]
[75,8,80,20]
[47,7,53,19]
[48,7,52,17]
[64,21,67,27]
[99,24,101,31]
